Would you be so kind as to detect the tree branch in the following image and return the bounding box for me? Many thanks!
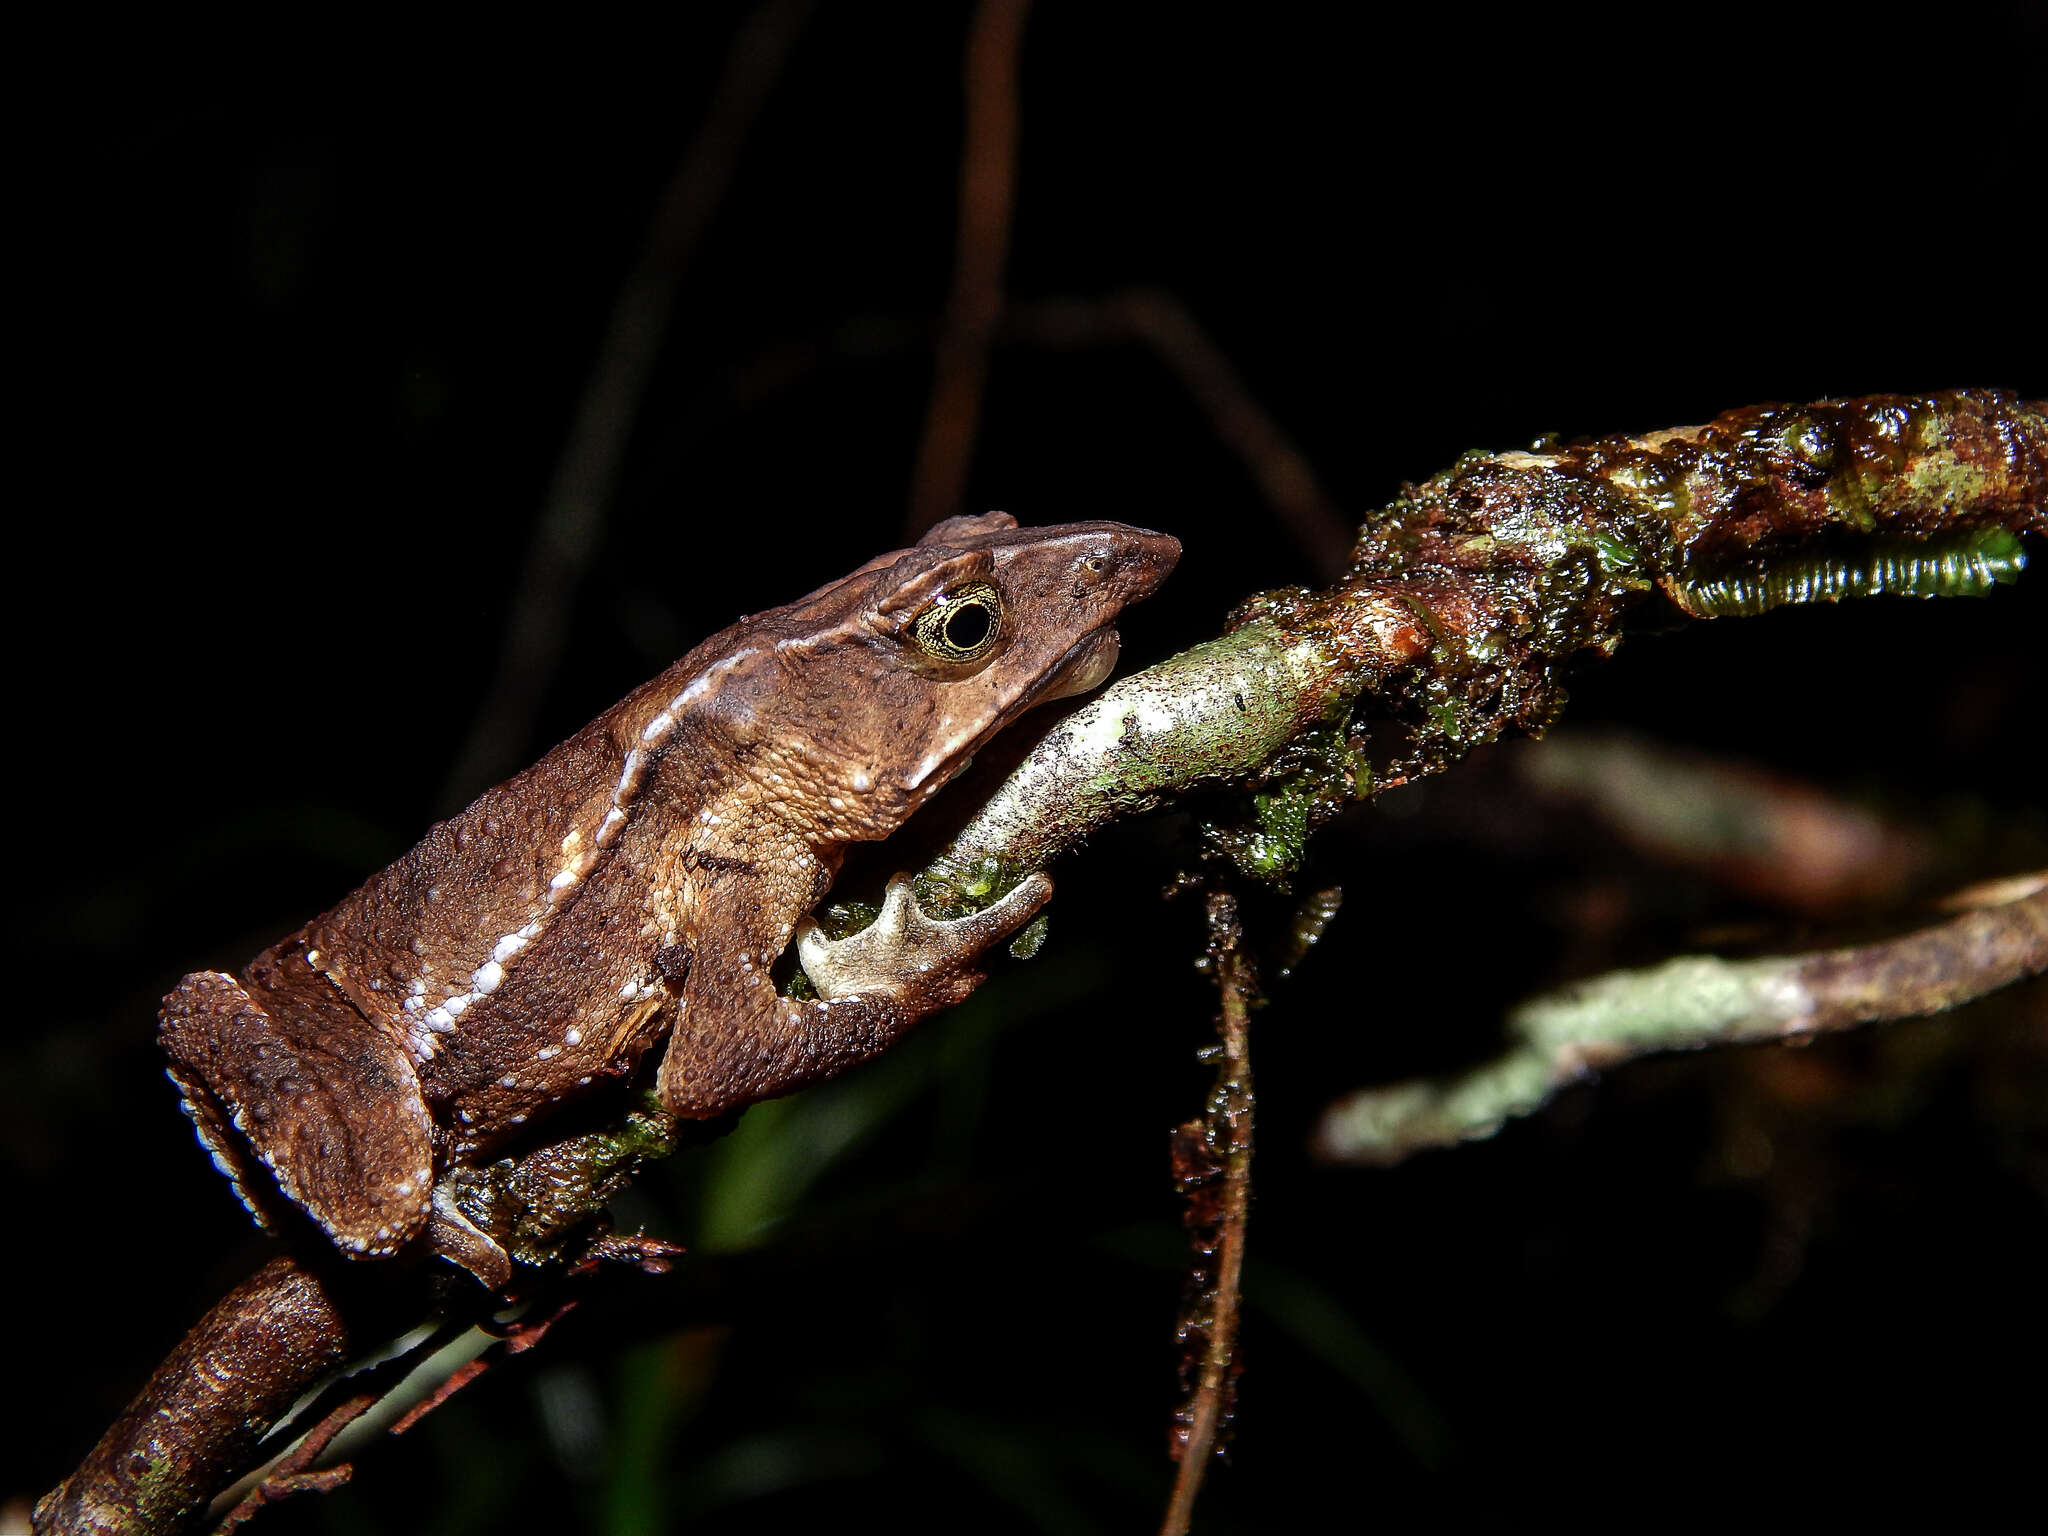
[36,1258,361,1536]
[1315,875,2048,1165]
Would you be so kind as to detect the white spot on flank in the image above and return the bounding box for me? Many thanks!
[616,749,648,801]
[565,1027,583,1046]
[499,1074,518,1088]
[673,647,756,710]
[537,1045,560,1060]
[852,770,871,792]
[435,653,759,1042]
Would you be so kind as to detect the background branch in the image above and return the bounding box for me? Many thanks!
[437,0,815,807]
[905,0,1030,536]
[1315,876,2048,1165]
[1007,291,1352,581]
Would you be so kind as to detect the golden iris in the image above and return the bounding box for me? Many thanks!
[912,581,1004,662]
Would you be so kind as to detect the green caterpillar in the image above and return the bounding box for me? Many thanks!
[1667,529,2028,619]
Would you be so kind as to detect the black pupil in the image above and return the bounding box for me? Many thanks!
[945,601,993,651]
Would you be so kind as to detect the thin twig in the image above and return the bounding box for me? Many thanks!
[1315,875,2048,1165]
[731,285,1354,578]
[1008,291,1352,581]
[210,1395,374,1535]
[437,0,815,809]
[905,0,1030,536]
[1161,889,1256,1536]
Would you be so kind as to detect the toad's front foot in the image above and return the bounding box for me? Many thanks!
[797,871,1053,1011]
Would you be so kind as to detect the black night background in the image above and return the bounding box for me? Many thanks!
[11,5,2046,1529]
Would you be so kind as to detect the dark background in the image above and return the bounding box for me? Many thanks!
[12,3,2046,1528]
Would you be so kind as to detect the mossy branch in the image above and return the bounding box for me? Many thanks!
[1315,874,2048,1165]
[931,388,2044,892]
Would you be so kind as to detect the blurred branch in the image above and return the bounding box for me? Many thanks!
[1511,729,1934,914]
[906,0,1030,536]
[735,285,1355,580]
[1008,291,1352,581]
[438,0,815,808]
[1160,890,1256,1536]
[1315,875,2048,1166]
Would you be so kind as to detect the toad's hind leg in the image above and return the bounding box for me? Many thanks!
[159,970,435,1260]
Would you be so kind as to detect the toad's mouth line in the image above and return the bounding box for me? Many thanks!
[1026,625,1123,708]
[902,624,1123,795]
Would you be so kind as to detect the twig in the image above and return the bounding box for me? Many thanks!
[1007,291,1352,581]
[905,0,1030,536]
[209,1394,373,1534]
[437,0,815,808]
[1161,890,1257,1536]
[1314,875,2048,1165]
[728,289,1353,578]
[380,1301,577,1436]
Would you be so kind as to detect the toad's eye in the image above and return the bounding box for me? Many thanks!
[911,580,1005,662]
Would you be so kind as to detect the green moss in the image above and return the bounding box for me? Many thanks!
[1590,529,1641,577]
[1008,912,1050,959]
[1201,722,1368,885]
